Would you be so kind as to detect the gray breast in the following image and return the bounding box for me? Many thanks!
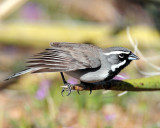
[65,53,112,83]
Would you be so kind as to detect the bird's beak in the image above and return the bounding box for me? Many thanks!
[128,53,139,60]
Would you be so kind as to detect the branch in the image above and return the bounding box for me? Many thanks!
[71,76,160,91]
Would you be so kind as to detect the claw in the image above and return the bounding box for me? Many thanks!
[81,81,93,95]
[66,83,72,96]
[66,90,71,96]
[61,88,65,97]
[77,90,80,95]
[89,86,92,95]
[61,83,72,96]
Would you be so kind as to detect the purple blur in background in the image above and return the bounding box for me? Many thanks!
[105,114,115,121]
[67,77,78,84]
[20,2,44,21]
[36,79,51,100]
[113,73,130,80]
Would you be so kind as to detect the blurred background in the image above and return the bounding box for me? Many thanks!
[0,0,160,128]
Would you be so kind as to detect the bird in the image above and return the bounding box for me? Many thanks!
[5,42,139,96]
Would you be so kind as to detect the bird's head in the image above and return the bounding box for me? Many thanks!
[103,47,139,74]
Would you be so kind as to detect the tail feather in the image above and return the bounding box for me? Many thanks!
[5,68,34,81]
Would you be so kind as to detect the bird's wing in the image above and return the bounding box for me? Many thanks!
[27,42,101,73]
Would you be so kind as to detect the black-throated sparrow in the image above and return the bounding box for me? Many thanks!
[6,42,139,96]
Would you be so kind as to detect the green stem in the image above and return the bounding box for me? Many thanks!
[72,76,160,91]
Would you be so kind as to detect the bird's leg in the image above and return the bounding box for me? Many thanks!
[80,81,93,95]
[60,72,72,96]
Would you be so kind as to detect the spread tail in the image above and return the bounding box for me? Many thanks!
[5,68,34,81]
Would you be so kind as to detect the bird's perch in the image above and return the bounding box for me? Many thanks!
[71,76,160,91]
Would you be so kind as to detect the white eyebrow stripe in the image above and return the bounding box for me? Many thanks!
[104,51,130,56]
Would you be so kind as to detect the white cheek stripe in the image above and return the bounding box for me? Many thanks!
[111,60,126,72]
[104,51,130,56]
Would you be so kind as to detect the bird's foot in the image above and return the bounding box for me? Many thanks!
[61,82,72,96]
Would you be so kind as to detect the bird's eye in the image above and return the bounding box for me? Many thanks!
[119,54,124,58]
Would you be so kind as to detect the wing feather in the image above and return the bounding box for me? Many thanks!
[27,42,101,73]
